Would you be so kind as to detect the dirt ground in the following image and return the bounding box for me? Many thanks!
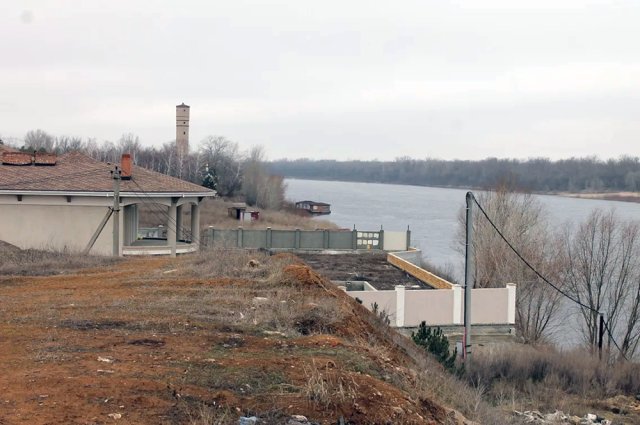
[0,254,464,425]
[296,253,430,290]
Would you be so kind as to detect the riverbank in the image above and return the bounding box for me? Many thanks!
[555,191,640,204]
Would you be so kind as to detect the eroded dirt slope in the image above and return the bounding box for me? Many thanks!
[0,253,472,424]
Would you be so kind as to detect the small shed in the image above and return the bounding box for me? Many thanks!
[227,203,247,220]
[295,200,331,215]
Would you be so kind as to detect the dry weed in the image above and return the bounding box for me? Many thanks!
[468,343,640,412]
[302,359,359,408]
[0,243,120,276]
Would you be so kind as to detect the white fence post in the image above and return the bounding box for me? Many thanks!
[395,285,405,327]
[506,283,516,324]
[452,285,463,325]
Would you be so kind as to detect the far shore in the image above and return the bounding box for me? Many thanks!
[555,191,640,204]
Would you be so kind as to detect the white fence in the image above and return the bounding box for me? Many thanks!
[347,284,516,328]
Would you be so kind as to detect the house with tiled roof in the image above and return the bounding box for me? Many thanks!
[0,151,216,256]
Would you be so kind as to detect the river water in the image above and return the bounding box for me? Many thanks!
[285,178,640,345]
[286,179,640,272]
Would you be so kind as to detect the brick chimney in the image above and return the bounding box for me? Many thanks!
[121,153,132,180]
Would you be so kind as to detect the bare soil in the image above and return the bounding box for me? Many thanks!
[297,253,430,290]
[0,253,472,425]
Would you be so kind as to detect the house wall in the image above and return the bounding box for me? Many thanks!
[0,195,122,255]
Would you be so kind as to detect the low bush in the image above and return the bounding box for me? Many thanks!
[412,321,458,373]
[468,343,640,409]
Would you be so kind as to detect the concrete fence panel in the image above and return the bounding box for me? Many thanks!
[404,289,456,327]
[241,229,268,249]
[346,284,515,327]
[467,287,516,324]
[202,227,410,252]
[299,231,324,249]
[384,231,408,251]
[271,230,297,248]
[206,229,238,248]
[327,231,354,250]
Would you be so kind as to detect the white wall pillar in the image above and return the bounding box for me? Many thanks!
[168,201,177,258]
[395,285,405,327]
[176,205,183,241]
[191,203,200,249]
[452,284,463,325]
[506,283,517,324]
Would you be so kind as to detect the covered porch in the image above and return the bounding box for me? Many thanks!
[120,195,203,257]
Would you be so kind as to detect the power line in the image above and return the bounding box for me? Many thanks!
[469,192,629,361]
[470,194,594,312]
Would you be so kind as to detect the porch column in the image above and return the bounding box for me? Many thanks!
[168,200,177,258]
[176,205,183,241]
[191,203,200,249]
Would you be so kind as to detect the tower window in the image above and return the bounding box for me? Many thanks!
[183,131,186,135]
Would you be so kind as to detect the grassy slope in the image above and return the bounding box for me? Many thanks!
[0,248,508,424]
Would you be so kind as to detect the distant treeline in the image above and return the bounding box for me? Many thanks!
[268,157,640,192]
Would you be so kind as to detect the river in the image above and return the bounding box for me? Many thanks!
[285,179,640,272]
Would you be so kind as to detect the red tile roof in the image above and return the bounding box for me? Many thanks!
[0,144,19,153]
[0,151,215,195]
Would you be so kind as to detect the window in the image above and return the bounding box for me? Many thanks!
[183,131,186,135]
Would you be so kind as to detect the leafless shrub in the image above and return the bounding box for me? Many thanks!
[421,257,460,285]
[469,343,640,408]
[456,187,566,344]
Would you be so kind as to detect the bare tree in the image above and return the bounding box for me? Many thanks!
[563,209,640,358]
[242,145,265,206]
[24,129,55,152]
[457,187,565,344]
[199,136,243,197]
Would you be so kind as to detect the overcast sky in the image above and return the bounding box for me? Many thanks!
[1,1,639,160]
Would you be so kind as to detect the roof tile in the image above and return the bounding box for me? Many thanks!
[0,151,215,195]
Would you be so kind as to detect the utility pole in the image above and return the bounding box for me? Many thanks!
[112,166,121,256]
[463,191,474,363]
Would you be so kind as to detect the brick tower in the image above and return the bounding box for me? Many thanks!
[176,103,190,156]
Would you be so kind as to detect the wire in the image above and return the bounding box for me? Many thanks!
[602,316,630,362]
[470,194,596,313]
[469,192,630,361]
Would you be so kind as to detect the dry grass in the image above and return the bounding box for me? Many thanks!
[302,359,359,408]
[349,300,514,424]
[467,343,640,417]
[0,246,514,424]
[138,198,338,230]
[0,241,120,276]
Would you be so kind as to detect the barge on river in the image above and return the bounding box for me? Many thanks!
[295,200,331,215]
